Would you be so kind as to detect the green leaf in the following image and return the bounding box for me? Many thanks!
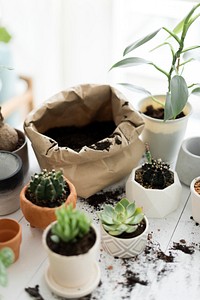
[115,202,125,214]
[123,28,161,56]
[191,87,200,96]
[170,75,188,118]
[0,260,7,287]
[110,57,152,70]
[126,203,136,218]
[119,83,151,96]
[0,27,12,43]
[119,198,129,208]
[0,248,14,268]
[172,18,185,36]
[125,225,138,233]
[103,224,118,232]
[164,93,173,121]
[100,212,114,225]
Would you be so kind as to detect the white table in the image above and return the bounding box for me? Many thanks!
[0,104,200,300]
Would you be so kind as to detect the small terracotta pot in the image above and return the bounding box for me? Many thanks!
[0,218,22,262]
[20,177,77,229]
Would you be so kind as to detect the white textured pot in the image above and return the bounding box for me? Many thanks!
[42,222,101,298]
[126,166,182,218]
[176,137,200,186]
[138,95,192,165]
[100,216,148,258]
[190,177,200,224]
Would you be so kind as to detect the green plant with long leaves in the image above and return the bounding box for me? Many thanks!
[50,204,91,243]
[99,198,144,236]
[110,3,200,120]
[0,247,15,287]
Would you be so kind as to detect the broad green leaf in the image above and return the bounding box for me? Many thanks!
[99,213,114,225]
[123,28,161,56]
[0,248,14,267]
[125,225,138,233]
[126,213,144,225]
[119,83,151,96]
[0,27,12,43]
[103,224,118,232]
[120,198,130,208]
[104,204,114,217]
[170,75,188,118]
[110,57,152,70]
[126,203,136,218]
[115,202,125,214]
[164,92,173,121]
[172,18,185,35]
[183,48,200,61]
[191,87,200,96]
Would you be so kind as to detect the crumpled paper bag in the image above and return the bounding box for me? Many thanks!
[24,84,145,198]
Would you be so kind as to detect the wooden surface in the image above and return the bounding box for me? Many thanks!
[0,104,200,300]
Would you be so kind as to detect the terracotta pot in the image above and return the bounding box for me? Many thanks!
[138,95,192,166]
[100,216,148,258]
[126,166,182,218]
[190,177,200,224]
[0,218,22,262]
[42,223,100,298]
[20,177,77,229]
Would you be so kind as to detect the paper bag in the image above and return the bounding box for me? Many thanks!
[24,84,145,198]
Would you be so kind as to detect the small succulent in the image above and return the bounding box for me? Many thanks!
[0,247,15,287]
[50,204,91,243]
[135,144,174,189]
[99,198,144,236]
[27,169,67,206]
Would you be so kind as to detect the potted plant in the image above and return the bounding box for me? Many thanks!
[0,151,23,215]
[0,218,22,262]
[126,144,182,218]
[20,169,77,229]
[0,107,29,175]
[110,3,200,164]
[190,176,200,224]
[98,197,148,258]
[42,204,101,298]
[0,247,14,287]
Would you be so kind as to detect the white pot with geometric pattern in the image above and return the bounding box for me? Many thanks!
[100,216,148,258]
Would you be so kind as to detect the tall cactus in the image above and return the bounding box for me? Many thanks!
[27,169,67,206]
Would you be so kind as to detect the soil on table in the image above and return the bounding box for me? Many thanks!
[43,120,117,152]
[46,226,96,256]
[143,105,185,120]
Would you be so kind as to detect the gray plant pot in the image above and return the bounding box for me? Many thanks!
[13,129,29,176]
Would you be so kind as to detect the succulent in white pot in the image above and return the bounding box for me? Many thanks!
[126,144,182,218]
[42,204,100,298]
[98,198,148,258]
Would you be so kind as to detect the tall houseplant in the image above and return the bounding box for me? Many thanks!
[110,3,200,163]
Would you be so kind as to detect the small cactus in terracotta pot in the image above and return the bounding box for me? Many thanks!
[20,169,77,229]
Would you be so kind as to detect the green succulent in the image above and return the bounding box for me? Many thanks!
[110,3,200,121]
[27,169,67,205]
[0,247,15,287]
[99,198,144,236]
[50,204,91,243]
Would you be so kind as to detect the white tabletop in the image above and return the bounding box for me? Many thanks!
[0,105,200,300]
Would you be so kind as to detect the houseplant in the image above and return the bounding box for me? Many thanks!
[126,144,182,218]
[0,107,29,175]
[98,197,148,258]
[110,3,200,163]
[190,176,200,224]
[0,247,14,287]
[42,204,100,298]
[0,151,23,215]
[0,218,22,262]
[20,169,77,229]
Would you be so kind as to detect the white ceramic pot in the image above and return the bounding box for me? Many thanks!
[100,216,148,258]
[138,95,192,166]
[176,137,200,186]
[126,166,182,218]
[190,177,200,224]
[42,223,101,298]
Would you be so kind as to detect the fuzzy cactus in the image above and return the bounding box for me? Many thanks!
[135,144,174,189]
[99,198,144,236]
[27,169,67,206]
